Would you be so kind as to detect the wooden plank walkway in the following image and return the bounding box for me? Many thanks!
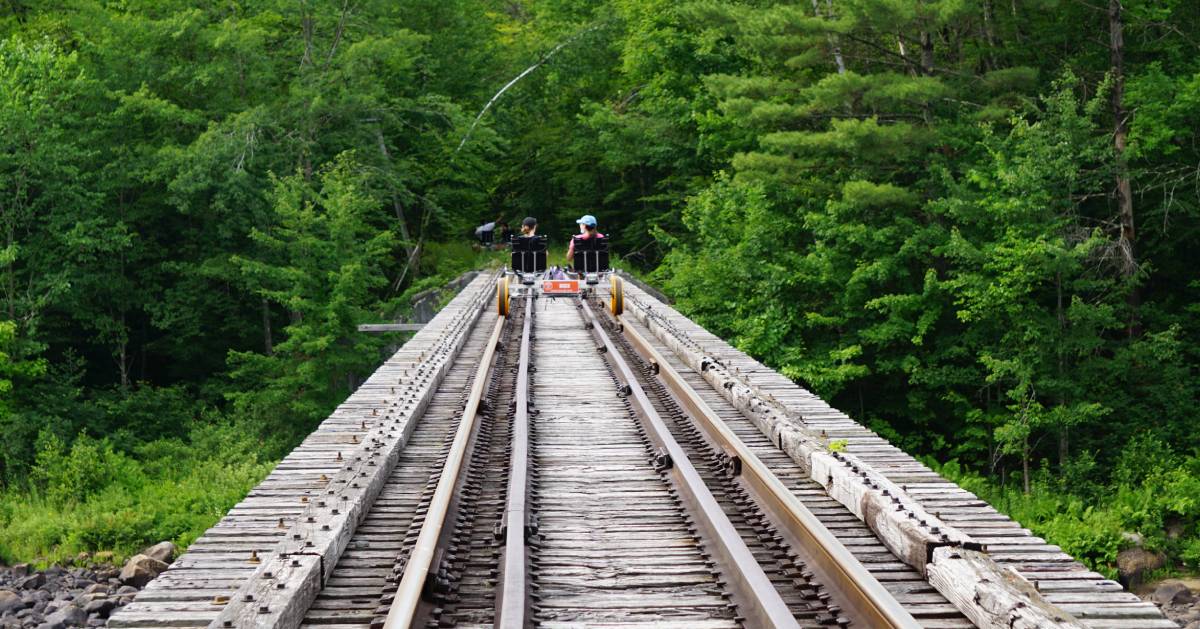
[529,298,737,627]
[618,279,1175,629]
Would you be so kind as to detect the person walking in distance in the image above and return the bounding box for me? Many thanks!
[474,217,499,245]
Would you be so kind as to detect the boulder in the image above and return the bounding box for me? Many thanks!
[79,585,106,597]
[117,555,165,589]
[141,542,175,565]
[10,566,29,579]
[15,574,44,590]
[1117,547,1166,586]
[0,591,23,615]
[94,568,118,582]
[84,598,112,616]
[43,603,84,628]
[1153,581,1194,606]
[81,598,113,618]
[72,593,103,607]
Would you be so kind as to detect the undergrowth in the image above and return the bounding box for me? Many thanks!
[928,435,1200,580]
[0,243,499,566]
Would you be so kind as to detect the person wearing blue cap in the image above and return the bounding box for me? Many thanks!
[566,214,603,263]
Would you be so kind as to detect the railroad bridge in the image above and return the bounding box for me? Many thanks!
[108,272,1175,629]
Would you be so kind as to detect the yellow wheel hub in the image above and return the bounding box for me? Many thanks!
[497,276,510,317]
[609,275,624,316]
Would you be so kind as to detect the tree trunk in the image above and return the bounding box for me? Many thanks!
[262,297,274,355]
[811,0,847,74]
[1010,0,1026,44]
[1109,0,1140,336]
[897,36,918,78]
[918,30,935,124]
[981,0,1000,70]
[5,223,14,322]
[118,311,129,390]
[1022,433,1030,494]
[300,7,314,69]
[139,323,146,382]
[374,126,418,266]
[919,30,935,76]
[1056,271,1068,468]
[117,241,130,389]
[1059,426,1069,470]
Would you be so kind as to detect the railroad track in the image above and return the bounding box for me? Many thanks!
[365,291,913,629]
[110,272,1175,629]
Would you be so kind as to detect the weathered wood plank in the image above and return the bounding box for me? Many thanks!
[357,323,425,332]
[927,547,1086,628]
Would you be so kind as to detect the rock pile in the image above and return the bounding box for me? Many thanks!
[0,542,175,629]
[1146,580,1200,629]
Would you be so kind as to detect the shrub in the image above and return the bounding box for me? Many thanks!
[1181,538,1200,570]
[0,419,273,565]
[31,432,144,505]
[932,445,1200,579]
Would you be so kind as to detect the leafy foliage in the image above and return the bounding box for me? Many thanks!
[227,156,395,441]
[1,0,1199,577]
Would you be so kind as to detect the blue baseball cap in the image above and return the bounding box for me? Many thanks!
[576,214,597,227]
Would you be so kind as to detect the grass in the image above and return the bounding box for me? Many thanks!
[930,450,1200,580]
[0,421,276,567]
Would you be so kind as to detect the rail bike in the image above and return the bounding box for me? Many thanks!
[495,234,624,317]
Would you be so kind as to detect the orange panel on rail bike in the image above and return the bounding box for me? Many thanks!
[542,279,580,294]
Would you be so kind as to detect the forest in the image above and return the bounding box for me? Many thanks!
[0,0,1198,582]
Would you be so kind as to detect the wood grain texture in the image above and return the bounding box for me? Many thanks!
[927,547,1087,629]
[619,281,1172,629]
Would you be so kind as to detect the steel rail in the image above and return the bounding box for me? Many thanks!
[617,312,922,629]
[579,300,801,629]
[382,312,507,629]
[496,295,532,628]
